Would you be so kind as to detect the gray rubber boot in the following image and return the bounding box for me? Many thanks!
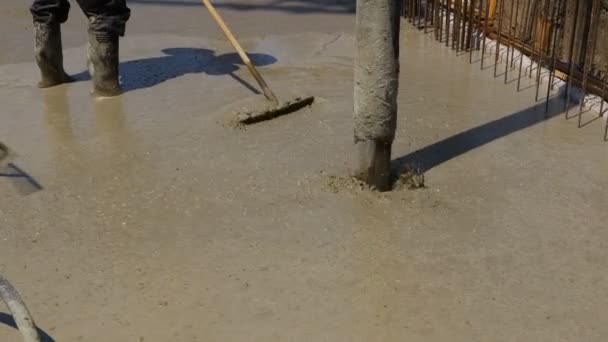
[87,32,122,97]
[34,22,72,88]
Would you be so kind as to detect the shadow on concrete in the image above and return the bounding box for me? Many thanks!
[0,163,44,195]
[0,313,55,342]
[128,0,355,14]
[72,47,277,94]
[393,90,573,173]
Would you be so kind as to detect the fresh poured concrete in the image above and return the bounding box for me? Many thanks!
[1,1,608,341]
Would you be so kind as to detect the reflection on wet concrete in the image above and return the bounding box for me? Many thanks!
[42,84,85,183]
[41,85,139,186]
[43,85,74,144]
[93,97,128,141]
[38,87,160,259]
[92,96,138,167]
[71,48,277,94]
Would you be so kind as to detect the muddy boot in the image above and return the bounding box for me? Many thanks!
[34,22,72,88]
[87,32,122,97]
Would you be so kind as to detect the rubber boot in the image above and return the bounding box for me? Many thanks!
[34,22,72,88]
[87,32,122,97]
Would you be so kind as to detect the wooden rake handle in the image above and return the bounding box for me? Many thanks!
[200,0,280,104]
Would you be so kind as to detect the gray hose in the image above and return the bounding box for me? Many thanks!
[0,275,41,342]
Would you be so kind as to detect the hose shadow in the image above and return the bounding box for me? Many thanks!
[0,313,55,342]
[393,87,575,173]
[72,47,277,94]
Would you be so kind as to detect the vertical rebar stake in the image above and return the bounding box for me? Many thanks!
[578,0,601,127]
[601,76,607,123]
[535,0,551,102]
[494,0,505,77]
[461,0,468,50]
[527,0,540,78]
[468,0,475,62]
[504,0,516,83]
[425,0,430,32]
[445,0,452,46]
[565,0,581,116]
[518,0,532,87]
[545,0,564,114]
[481,0,490,68]
[435,0,441,40]
[510,0,521,68]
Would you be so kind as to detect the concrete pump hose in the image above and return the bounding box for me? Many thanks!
[0,275,41,342]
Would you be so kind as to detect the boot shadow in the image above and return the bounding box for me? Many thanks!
[71,47,277,93]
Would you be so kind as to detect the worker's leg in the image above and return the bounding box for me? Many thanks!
[75,0,131,97]
[30,0,73,88]
[31,0,70,24]
[75,0,130,36]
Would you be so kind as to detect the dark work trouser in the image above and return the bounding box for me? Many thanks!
[30,0,131,36]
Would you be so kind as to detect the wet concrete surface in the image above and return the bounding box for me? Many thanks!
[1,1,608,341]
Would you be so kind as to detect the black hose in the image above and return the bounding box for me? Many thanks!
[0,275,41,342]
